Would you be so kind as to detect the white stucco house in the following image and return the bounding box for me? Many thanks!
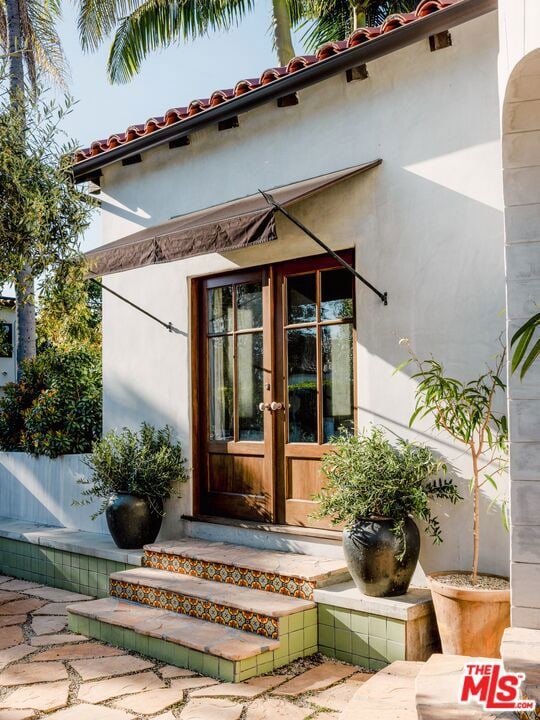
[0,297,16,389]
[71,0,539,632]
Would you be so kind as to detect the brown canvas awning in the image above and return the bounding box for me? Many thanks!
[86,160,381,276]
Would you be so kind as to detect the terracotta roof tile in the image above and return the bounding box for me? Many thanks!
[74,0,462,164]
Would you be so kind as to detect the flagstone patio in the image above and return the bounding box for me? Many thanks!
[0,575,372,719]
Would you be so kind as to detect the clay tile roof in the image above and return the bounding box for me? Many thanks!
[73,0,464,165]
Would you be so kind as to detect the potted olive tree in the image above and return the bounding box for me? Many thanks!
[314,426,461,597]
[401,342,510,658]
[76,423,187,549]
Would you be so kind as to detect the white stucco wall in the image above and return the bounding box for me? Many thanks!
[499,0,540,629]
[97,11,510,579]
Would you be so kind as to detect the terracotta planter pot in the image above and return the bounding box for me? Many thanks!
[427,571,510,658]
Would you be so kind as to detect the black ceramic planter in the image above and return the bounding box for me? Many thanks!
[105,493,163,549]
[343,516,420,597]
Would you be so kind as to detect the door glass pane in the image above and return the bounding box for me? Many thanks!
[321,269,353,321]
[208,286,233,334]
[208,335,234,441]
[322,324,354,442]
[287,274,317,325]
[238,332,264,441]
[287,327,317,443]
[237,282,263,330]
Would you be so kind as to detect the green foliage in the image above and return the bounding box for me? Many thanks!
[400,341,508,582]
[0,88,94,291]
[314,426,461,552]
[0,347,102,457]
[37,259,102,352]
[511,312,540,379]
[78,423,188,518]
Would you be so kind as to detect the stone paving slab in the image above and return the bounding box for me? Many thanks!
[0,679,70,711]
[0,592,24,605]
[179,698,244,720]
[0,616,26,628]
[112,686,185,714]
[31,603,76,616]
[0,576,14,584]
[0,627,23,651]
[0,661,68,686]
[77,671,165,703]
[159,666,197,679]
[46,704,135,720]
[309,673,371,711]
[30,616,67,635]
[168,677,220,692]
[24,587,93,603]
[0,645,36,671]
[29,641,125,662]
[69,654,155,680]
[272,661,357,696]
[245,698,313,719]
[0,710,36,720]
[30,633,88,646]
[189,675,291,698]
[0,582,41,593]
[0,599,46,616]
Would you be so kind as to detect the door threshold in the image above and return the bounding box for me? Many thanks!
[182,514,342,542]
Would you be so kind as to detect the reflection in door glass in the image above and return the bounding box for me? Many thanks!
[208,286,233,334]
[238,332,264,441]
[321,269,353,321]
[287,327,317,442]
[322,324,354,442]
[237,282,263,330]
[208,335,234,441]
[287,274,317,324]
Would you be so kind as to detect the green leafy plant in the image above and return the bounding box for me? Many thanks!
[77,423,188,519]
[0,347,101,457]
[399,341,508,584]
[314,425,461,554]
[511,312,540,379]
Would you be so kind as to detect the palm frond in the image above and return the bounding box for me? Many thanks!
[24,0,66,86]
[106,0,256,84]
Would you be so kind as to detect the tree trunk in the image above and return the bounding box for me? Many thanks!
[7,0,37,376]
[351,2,367,30]
[471,451,480,585]
[271,0,296,66]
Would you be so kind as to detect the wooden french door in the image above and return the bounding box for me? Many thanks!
[197,252,356,527]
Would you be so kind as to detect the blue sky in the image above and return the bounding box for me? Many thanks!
[57,1,307,250]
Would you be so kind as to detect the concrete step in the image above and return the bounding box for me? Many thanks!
[415,654,502,719]
[340,660,422,719]
[500,626,540,710]
[109,567,315,638]
[143,538,350,599]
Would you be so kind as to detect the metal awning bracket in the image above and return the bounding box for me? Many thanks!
[259,189,388,306]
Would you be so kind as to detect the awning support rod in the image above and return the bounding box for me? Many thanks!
[259,189,388,306]
[89,278,174,332]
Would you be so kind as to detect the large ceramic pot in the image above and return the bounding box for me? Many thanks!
[427,571,510,658]
[343,516,420,597]
[106,493,163,549]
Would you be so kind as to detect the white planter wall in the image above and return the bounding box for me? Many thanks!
[0,452,108,535]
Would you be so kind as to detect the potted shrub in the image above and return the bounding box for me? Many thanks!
[402,342,510,658]
[314,426,461,597]
[77,423,187,548]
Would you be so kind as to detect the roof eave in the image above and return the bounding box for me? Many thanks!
[73,0,497,182]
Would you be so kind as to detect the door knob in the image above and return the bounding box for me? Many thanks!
[258,402,269,412]
[269,401,283,411]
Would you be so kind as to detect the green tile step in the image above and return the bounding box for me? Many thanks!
[342,660,423,719]
[67,596,281,681]
[143,538,349,599]
[109,567,314,638]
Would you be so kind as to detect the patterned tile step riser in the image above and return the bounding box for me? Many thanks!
[144,550,315,599]
[68,611,318,682]
[110,579,280,639]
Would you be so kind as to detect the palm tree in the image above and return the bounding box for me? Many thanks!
[77,0,417,85]
[1,0,65,374]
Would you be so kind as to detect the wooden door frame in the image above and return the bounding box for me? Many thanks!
[191,250,357,526]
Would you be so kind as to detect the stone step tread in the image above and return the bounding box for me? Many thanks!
[144,538,349,585]
[110,567,315,617]
[341,661,422,720]
[501,627,540,703]
[67,597,280,661]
